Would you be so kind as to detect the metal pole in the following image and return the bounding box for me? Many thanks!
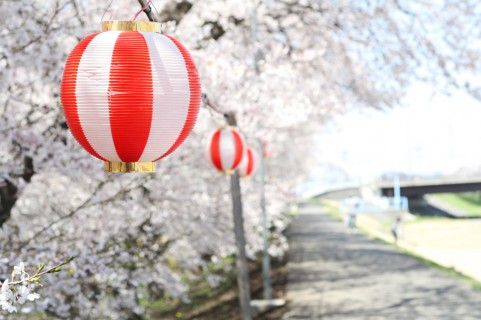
[394,175,401,210]
[259,141,272,300]
[139,2,252,317]
[252,0,273,301]
[226,113,252,320]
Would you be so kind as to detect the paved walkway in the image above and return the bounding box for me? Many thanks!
[284,204,481,319]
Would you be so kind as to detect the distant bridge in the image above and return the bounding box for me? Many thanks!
[314,177,481,200]
[379,177,481,198]
[316,187,361,199]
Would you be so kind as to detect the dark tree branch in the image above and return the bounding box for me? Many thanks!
[0,180,18,226]
[137,0,160,22]
[157,0,192,24]
[201,93,224,115]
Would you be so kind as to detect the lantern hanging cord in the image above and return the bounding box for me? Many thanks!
[131,0,153,21]
[101,0,115,22]
[202,93,224,115]
[150,1,161,20]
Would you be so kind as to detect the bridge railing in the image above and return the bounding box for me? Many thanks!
[340,195,409,214]
[386,196,409,211]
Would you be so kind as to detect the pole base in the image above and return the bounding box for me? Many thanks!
[250,299,286,316]
[104,162,155,173]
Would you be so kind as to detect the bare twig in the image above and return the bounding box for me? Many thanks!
[201,93,225,116]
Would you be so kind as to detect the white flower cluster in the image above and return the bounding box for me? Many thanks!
[0,262,40,313]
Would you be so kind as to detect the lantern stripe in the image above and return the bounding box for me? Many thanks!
[232,130,244,168]
[238,147,257,177]
[156,35,201,161]
[75,31,122,162]
[139,33,190,161]
[219,130,235,170]
[109,32,153,162]
[246,149,254,175]
[61,32,108,161]
[210,130,223,170]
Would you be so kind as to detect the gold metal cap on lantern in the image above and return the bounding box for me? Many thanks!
[102,20,161,32]
[104,162,156,173]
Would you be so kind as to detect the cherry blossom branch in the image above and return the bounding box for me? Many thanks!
[1,257,75,313]
[8,257,75,286]
[18,181,107,248]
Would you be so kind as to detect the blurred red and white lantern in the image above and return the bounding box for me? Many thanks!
[61,21,200,172]
[262,141,269,159]
[208,127,246,174]
[238,147,258,177]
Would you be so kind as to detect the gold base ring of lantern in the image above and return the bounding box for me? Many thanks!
[222,169,235,175]
[102,20,161,32]
[104,162,156,173]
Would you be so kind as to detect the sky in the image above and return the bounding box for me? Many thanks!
[308,83,481,191]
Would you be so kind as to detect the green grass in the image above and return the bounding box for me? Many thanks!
[144,256,238,319]
[432,192,481,217]
[404,215,445,225]
[309,198,343,219]
[365,230,481,291]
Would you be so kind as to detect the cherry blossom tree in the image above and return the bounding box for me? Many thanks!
[1,0,481,318]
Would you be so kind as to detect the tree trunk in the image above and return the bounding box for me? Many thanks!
[0,156,35,227]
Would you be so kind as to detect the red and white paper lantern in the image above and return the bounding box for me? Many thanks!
[60,21,200,172]
[208,127,246,173]
[238,147,258,177]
